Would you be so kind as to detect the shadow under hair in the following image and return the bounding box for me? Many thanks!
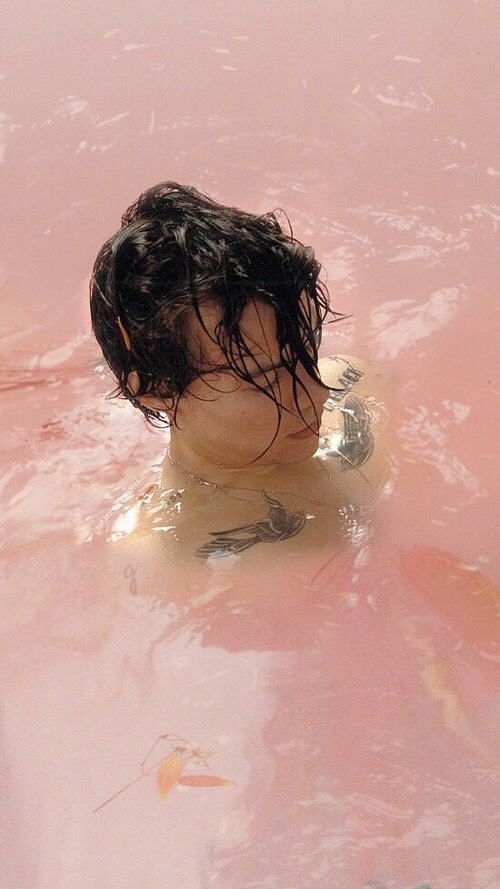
[89,180,352,462]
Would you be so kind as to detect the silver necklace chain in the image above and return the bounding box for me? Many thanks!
[164,445,344,507]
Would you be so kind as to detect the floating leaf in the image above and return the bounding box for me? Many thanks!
[156,752,184,799]
[177,774,238,787]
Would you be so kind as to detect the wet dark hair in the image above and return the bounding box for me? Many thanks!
[89,181,352,460]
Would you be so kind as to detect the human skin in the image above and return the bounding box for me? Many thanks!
[119,293,332,491]
[113,292,393,569]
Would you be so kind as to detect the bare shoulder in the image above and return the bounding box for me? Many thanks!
[317,353,395,503]
[318,353,393,393]
[319,353,393,420]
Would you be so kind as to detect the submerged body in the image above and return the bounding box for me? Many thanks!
[117,354,395,571]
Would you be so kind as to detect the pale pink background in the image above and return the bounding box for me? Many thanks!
[0,2,499,888]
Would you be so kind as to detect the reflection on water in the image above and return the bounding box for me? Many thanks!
[1,0,499,884]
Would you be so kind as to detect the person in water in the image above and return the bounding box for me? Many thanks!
[89,181,392,565]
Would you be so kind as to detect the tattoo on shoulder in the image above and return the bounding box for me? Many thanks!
[195,492,307,561]
[325,357,365,402]
[323,373,375,479]
[333,394,375,472]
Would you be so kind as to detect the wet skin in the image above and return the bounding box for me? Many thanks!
[124,355,394,568]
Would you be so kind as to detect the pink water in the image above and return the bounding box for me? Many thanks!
[1,2,499,888]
